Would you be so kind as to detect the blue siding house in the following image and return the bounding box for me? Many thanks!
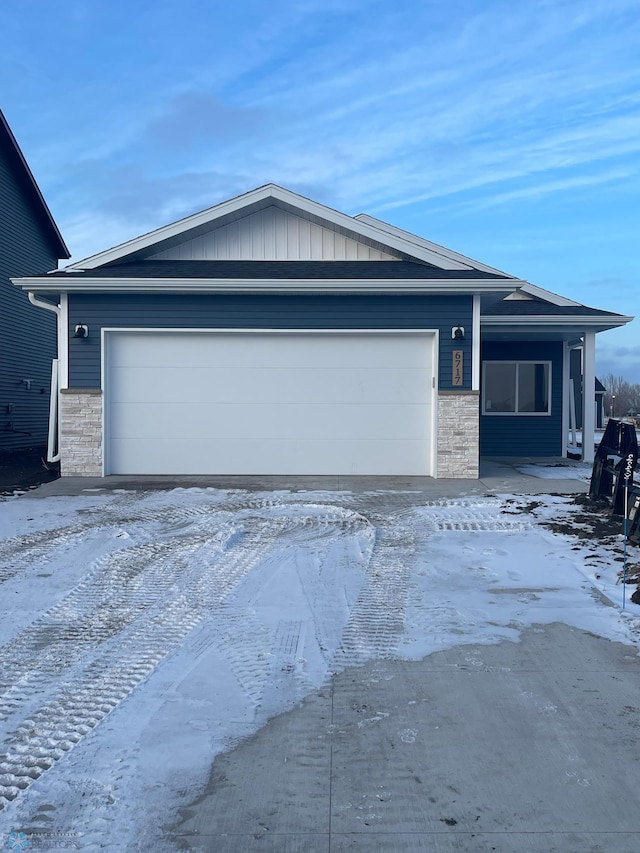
[13,184,632,478]
[0,109,70,454]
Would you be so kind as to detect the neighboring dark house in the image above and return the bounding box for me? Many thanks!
[0,109,70,453]
[13,184,632,478]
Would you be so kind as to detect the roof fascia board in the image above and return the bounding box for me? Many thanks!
[518,282,580,307]
[13,276,522,295]
[482,315,633,328]
[0,109,70,259]
[355,213,515,277]
[65,184,470,271]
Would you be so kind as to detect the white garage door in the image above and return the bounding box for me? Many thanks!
[104,331,436,475]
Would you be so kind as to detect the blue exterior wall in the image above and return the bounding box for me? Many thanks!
[480,340,563,456]
[0,143,60,452]
[67,293,473,389]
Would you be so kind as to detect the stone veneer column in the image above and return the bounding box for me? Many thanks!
[437,391,479,478]
[59,389,103,476]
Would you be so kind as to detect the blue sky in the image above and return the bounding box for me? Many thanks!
[2,0,639,380]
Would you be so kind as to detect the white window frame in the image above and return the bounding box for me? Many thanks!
[482,360,552,416]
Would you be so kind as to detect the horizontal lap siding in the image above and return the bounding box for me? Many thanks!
[0,148,58,452]
[68,293,473,390]
[480,341,563,456]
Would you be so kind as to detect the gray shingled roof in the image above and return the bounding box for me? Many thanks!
[49,260,507,280]
[484,299,621,318]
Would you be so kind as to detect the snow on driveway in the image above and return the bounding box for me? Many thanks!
[0,487,639,850]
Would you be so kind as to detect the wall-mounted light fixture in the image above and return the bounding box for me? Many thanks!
[74,324,89,339]
[452,326,465,341]
[22,379,33,390]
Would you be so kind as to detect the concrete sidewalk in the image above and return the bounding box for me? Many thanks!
[23,457,590,498]
[171,623,640,853]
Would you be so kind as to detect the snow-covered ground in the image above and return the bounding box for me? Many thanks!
[0,486,639,850]
[517,461,594,481]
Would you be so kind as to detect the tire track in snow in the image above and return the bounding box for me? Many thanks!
[333,518,416,667]
[332,498,532,669]
[0,528,235,723]
[0,524,113,587]
[210,506,373,711]
[0,514,283,810]
[0,493,531,811]
[0,503,370,811]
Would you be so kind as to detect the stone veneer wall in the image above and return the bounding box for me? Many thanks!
[437,391,479,478]
[59,389,102,476]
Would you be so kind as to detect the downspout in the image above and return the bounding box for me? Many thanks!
[28,292,61,462]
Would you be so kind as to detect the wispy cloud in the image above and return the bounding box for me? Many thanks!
[4,0,640,361]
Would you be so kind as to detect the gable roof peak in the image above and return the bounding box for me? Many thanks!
[65,184,480,271]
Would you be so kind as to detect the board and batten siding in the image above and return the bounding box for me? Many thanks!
[67,293,473,390]
[0,144,59,453]
[479,341,563,456]
[148,206,401,262]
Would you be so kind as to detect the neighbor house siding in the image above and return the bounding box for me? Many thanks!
[67,293,473,389]
[480,340,563,456]
[0,145,59,453]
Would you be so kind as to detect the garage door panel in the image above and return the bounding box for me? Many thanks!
[109,401,432,441]
[110,366,431,405]
[105,331,435,475]
[109,332,431,370]
[109,437,430,476]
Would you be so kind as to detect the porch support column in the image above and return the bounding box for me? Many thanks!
[562,342,570,457]
[472,294,481,391]
[582,331,596,464]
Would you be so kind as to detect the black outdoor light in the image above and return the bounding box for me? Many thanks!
[74,324,89,339]
[452,326,465,341]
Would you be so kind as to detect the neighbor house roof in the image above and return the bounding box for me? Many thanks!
[0,109,70,259]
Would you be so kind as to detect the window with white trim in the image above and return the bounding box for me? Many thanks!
[482,361,551,415]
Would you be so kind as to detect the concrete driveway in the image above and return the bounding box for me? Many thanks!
[173,623,640,853]
[2,461,639,852]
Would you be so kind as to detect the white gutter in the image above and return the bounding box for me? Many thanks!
[28,290,60,317]
[47,360,60,463]
[15,277,523,295]
[482,315,633,329]
[28,292,61,463]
